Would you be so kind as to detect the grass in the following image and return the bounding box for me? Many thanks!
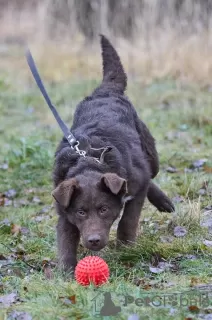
[0,46,212,320]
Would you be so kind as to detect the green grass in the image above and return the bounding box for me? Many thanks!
[0,55,212,320]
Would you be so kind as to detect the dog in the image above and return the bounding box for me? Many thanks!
[52,35,174,274]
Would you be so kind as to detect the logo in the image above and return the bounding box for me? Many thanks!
[91,291,122,316]
[90,288,212,317]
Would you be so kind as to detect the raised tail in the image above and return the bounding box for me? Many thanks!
[98,35,127,94]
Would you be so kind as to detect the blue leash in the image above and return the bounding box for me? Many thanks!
[25,49,78,149]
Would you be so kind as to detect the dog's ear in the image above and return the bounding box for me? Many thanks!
[52,178,78,208]
[101,173,127,195]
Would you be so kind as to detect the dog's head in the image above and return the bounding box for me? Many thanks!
[52,172,129,251]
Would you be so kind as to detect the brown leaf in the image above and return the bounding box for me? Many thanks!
[143,284,152,290]
[42,259,55,279]
[188,305,200,313]
[201,181,209,190]
[0,190,16,207]
[0,282,4,291]
[0,292,18,307]
[11,225,29,236]
[190,277,200,287]
[69,295,76,304]
[198,181,210,196]
[42,258,50,267]
[133,278,151,289]
[43,266,54,280]
[0,193,5,206]
[13,268,25,278]
[14,244,26,256]
[11,224,21,236]
[151,252,163,266]
[60,295,76,306]
[204,165,212,173]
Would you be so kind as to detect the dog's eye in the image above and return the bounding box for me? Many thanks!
[77,209,86,217]
[99,206,108,214]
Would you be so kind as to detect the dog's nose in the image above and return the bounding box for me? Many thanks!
[88,235,101,246]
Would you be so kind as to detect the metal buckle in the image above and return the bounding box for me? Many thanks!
[72,141,86,157]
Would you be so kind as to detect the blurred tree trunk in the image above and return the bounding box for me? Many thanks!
[0,0,211,39]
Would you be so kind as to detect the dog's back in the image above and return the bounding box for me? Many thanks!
[69,36,157,191]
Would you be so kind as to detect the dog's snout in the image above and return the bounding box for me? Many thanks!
[88,234,101,246]
[83,231,109,251]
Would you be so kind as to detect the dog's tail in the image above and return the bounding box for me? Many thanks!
[99,35,127,94]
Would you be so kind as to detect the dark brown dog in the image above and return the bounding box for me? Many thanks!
[52,35,174,274]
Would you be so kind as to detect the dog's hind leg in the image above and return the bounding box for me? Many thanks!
[134,117,159,179]
[147,181,175,212]
[133,118,174,212]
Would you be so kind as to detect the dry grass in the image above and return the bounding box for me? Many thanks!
[1,1,212,86]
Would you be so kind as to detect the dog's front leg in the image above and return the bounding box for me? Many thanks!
[117,193,146,246]
[56,216,80,276]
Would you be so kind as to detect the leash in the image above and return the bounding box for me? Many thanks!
[25,49,112,163]
[25,49,86,157]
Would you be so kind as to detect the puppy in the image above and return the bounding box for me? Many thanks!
[52,35,174,274]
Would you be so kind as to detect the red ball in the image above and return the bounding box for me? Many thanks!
[75,256,109,286]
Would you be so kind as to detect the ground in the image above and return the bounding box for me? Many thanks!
[0,45,212,320]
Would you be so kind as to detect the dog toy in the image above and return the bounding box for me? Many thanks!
[75,256,109,286]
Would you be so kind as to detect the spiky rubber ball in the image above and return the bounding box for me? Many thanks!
[75,256,109,286]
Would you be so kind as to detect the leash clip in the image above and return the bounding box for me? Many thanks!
[73,141,86,157]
